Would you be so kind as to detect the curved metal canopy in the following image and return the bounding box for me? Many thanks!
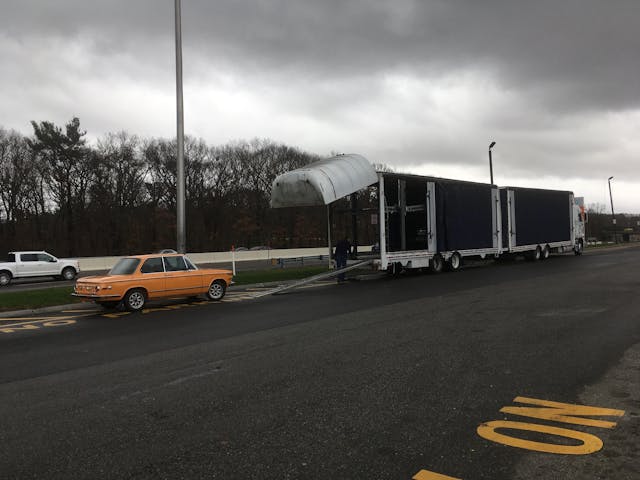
[270,153,378,208]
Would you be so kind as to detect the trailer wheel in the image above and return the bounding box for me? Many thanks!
[387,262,403,276]
[526,246,542,262]
[447,252,462,271]
[541,245,551,260]
[430,254,444,273]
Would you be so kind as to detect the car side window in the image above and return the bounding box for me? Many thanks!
[141,257,164,274]
[163,256,188,272]
[37,253,54,262]
[184,257,197,270]
[21,254,37,262]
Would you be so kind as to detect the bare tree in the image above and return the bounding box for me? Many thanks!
[28,117,92,255]
[0,129,34,224]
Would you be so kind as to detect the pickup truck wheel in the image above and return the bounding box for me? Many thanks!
[206,280,226,301]
[124,289,146,311]
[0,271,11,286]
[430,254,444,273]
[61,267,77,281]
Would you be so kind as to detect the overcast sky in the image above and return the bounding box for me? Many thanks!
[2,0,639,213]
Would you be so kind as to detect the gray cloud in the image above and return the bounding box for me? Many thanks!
[4,0,639,113]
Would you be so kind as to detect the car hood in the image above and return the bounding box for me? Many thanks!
[76,275,119,284]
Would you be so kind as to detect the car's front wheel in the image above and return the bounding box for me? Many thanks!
[124,289,146,311]
[206,280,226,301]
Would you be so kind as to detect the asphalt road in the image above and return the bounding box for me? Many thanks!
[1,247,639,479]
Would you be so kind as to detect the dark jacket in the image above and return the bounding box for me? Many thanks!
[334,239,352,258]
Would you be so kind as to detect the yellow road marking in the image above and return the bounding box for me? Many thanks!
[0,316,77,326]
[0,317,78,333]
[102,312,130,319]
[478,396,626,455]
[500,396,624,429]
[413,470,461,480]
[477,420,603,455]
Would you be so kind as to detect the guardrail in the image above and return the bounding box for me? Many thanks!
[75,247,372,272]
[274,255,330,268]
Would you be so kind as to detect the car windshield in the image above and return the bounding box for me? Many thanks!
[109,258,140,275]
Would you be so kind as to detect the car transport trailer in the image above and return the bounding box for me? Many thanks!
[270,154,585,274]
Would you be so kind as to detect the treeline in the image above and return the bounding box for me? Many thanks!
[585,208,640,243]
[0,117,371,257]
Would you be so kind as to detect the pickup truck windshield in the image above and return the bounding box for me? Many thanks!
[109,258,140,275]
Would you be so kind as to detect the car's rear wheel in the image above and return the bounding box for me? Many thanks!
[206,280,226,301]
[62,267,77,281]
[124,289,146,311]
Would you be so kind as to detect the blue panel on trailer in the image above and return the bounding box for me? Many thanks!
[511,187,571,245]
[436,180,494,251]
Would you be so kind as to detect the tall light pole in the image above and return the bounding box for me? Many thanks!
[608,176,616,243]
[175,0,186,253]
[488,141,496,184]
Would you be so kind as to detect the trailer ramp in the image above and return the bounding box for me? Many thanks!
[251,259,373,298]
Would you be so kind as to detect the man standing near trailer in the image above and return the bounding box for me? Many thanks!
[334,237,352,283]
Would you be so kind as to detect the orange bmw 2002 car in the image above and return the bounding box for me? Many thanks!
[73,253,233,311]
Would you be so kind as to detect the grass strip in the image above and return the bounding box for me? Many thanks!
[232,266,327,285]
[0,266,330,312]
[0,286,79,312]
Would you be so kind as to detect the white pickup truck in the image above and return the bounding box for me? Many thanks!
[0,251,80,286]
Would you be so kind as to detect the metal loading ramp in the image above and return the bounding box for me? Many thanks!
[251,259,374,298]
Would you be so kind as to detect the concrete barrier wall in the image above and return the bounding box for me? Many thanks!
[76,246,372,272]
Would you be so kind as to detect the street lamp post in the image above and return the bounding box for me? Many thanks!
[488,141,496,185]
[608,176,616,243]
[175,0,186,253]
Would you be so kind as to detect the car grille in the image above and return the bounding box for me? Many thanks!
[76,284,98,294]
